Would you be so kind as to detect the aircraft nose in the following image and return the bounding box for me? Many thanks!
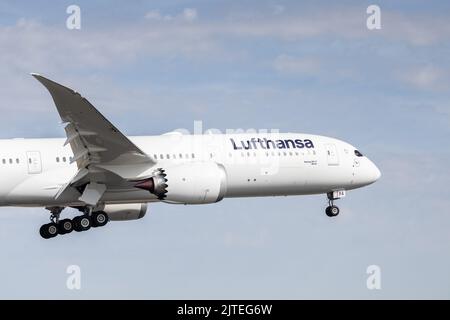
[367,159,381,183]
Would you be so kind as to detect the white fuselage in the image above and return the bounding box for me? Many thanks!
[0,133,380,207]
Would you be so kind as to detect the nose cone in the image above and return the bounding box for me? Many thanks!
[367,159,381,184]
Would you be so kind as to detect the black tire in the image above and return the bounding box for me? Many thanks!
[78,215,92,231]
[92,211,109,228]
[72,216,83,232]
[58,219,73,235]
[330,205,340,217]
[325,206,333,217]
[39,224,50,239]
[40,223,58,239]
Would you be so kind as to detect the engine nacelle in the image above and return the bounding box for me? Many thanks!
[103,203,148,221]
[135,162,228,204]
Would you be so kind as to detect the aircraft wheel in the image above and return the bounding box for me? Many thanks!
[39,223,58,239]
[78,215,92,231]
[326,205,340,217]
[58,219,73,235]
[72,216,82,232]
[92,211,109,228]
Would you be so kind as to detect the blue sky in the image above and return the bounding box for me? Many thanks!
[0,0,449,299]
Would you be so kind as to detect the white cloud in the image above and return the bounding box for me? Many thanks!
[408,66,441,88]
[274,54,321,76]
[3,8,445,84]
[382,12,450,46]
[144,10,163,21]
[0,7,449,119]
[145,8,198,23]
[139,7,450,45]
[399,65,449,91]
[183,8,198,22]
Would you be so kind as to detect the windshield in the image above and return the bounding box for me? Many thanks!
[354,150,363,157]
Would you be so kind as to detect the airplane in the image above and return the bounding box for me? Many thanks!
[0,74,381,239]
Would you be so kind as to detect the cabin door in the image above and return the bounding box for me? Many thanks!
[324,144,339,166]
[26,151,42,174]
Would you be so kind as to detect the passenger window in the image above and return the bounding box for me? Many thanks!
[2,159,5,164]
[56,157,60,163]
[153,154,157,159]
[63,157,67,162]
[166,154,170,159]
[9,159,12,164]
[354,150,363,157]
[16,158,19,164]
[160,154,163,159]
[192,153,195,159]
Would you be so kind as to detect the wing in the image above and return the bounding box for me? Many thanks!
[32,74,155,205]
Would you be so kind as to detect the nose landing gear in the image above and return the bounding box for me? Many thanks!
[325,203,340,217]
[325,191,344,217]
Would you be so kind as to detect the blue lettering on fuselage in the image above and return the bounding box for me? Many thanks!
[230,138,314,150]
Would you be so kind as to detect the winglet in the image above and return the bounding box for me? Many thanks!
[30,73,44,80]
[30,73,78,97]
[31,73,52,87]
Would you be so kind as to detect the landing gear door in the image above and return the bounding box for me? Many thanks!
[325,144,339,166]
[26,151,42,174]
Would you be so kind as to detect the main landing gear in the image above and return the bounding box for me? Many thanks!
[325,191,342,217]
[39,207,109,239]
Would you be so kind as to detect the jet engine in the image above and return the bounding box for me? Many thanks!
[103,203,148,221]
[135,162,227,204]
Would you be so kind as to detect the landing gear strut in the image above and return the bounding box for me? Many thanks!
[39,206,109,239]
[325,192,341,217]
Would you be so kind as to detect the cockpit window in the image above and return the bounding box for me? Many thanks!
[354,150,363,157]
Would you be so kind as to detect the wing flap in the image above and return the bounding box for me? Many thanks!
[78,183,107,206]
